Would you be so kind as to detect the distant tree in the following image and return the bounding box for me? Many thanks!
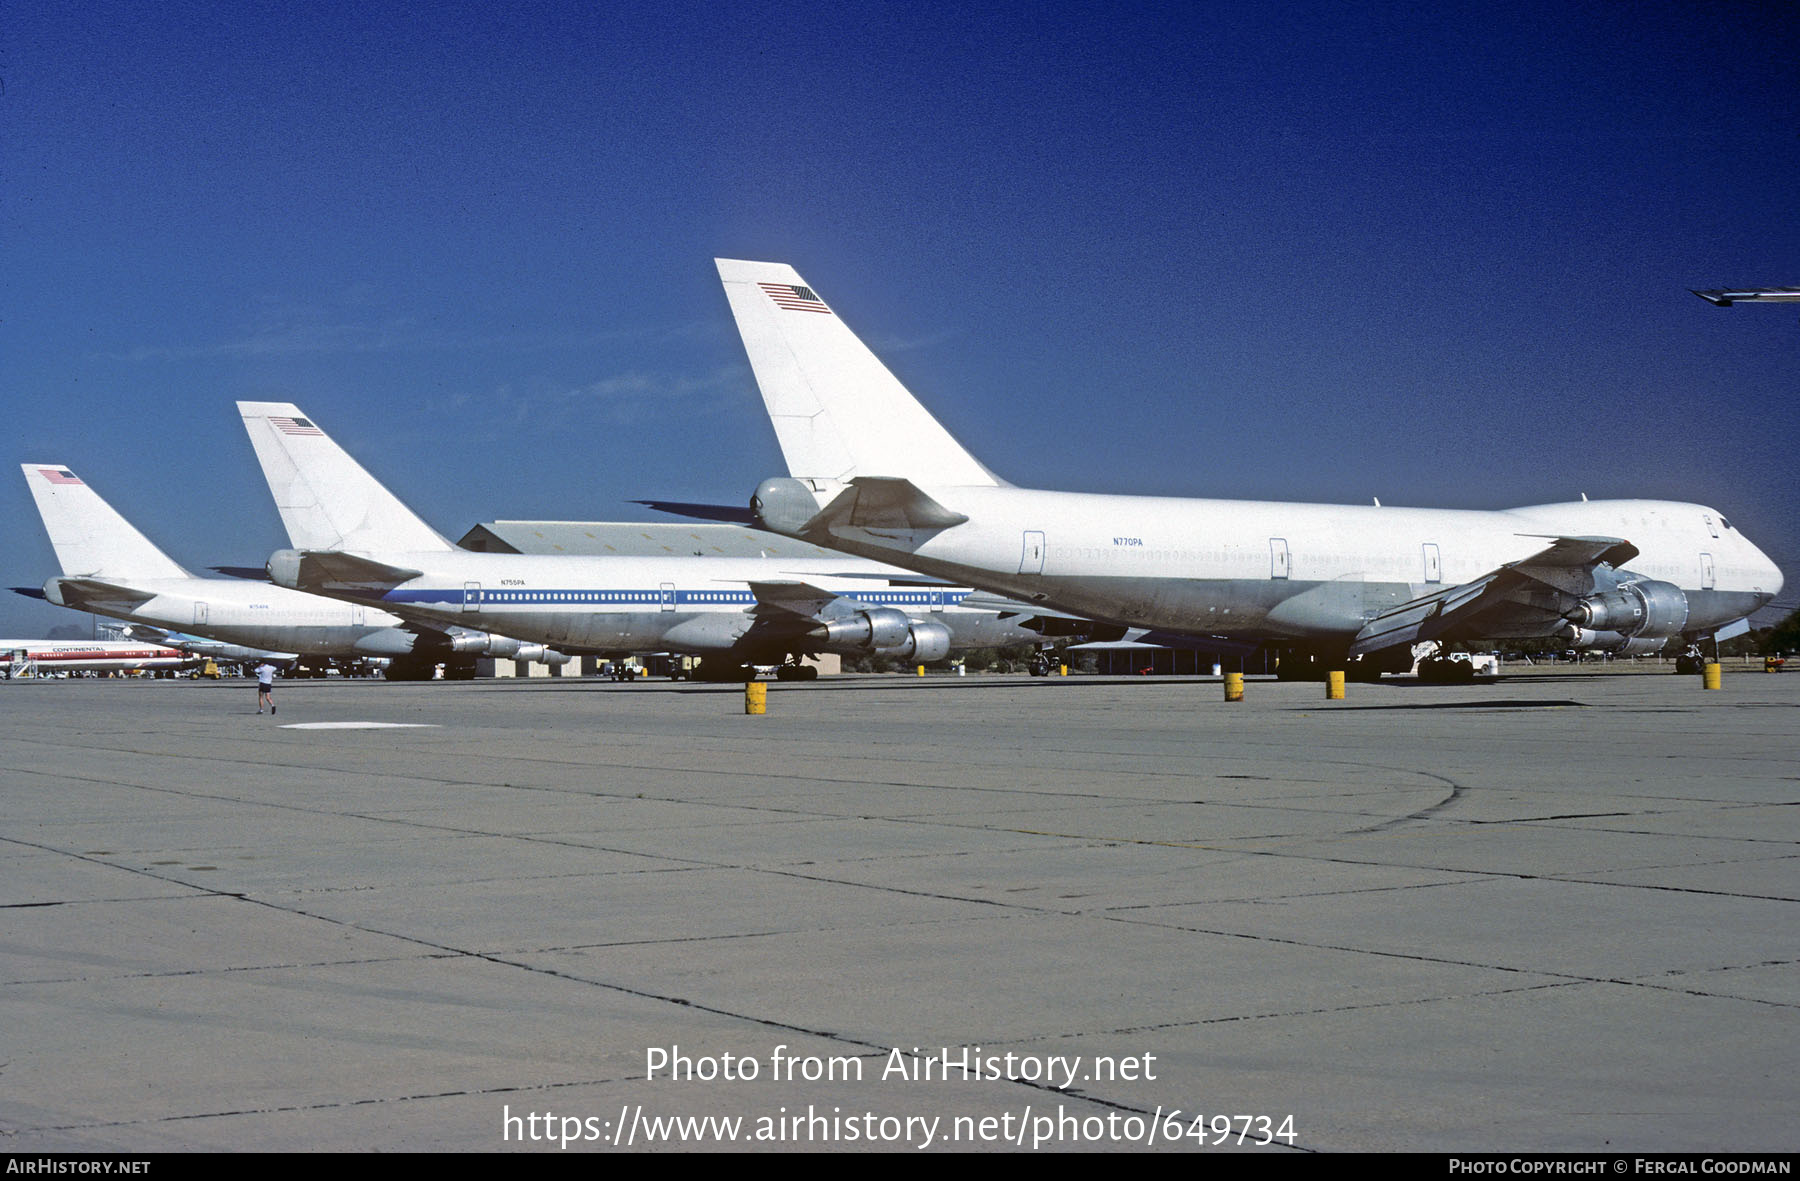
[1759,608,1800,656]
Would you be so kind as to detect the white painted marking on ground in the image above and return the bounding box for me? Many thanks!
[279,721,439,730]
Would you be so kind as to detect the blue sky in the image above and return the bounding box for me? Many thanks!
[6,0,1796,636]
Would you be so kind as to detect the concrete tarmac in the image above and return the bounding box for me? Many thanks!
[2,670,1795,1152]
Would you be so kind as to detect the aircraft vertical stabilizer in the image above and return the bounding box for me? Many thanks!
[22,465,191,579]
[715,258,1003,489]
[238,402,454,554]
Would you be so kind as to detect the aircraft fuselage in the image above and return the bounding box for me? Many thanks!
[779,486,1781,646]
[41,575,436,658]
[270,552,1041,657]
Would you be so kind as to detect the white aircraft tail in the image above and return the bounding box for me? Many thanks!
[237,402,453,553]
[715,259,1003,488]
[21,465,191,579]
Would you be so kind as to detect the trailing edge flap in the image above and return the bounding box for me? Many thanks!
[294,551,423,593]
[1350,535,1638,657]
[747,580,840,620]
[48,577,159,611]
[804,477,968,544]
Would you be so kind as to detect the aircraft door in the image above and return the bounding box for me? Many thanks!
[1700,553,1715,591]
[194,602,208,627]
[463,582,481,613]
[1422,543,1442,584]
[1269,538,1290,580]
[660,582,676,612]
[1019,531,1045,575]
[351,604,365,627]
[929,588,944,613]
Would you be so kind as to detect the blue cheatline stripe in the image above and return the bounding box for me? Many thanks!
[378,588,972,608]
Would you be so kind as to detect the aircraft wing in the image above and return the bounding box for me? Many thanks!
[631,499,762,525]
[1349,535,1639,656]
[1692,287,1800,306]
[45,577,159,613]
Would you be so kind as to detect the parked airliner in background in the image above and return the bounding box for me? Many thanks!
[1,639,193,677]
[1691,287,1800,306]
[717,259,1783,676]
[98,623,298,668]
[239,403,1064,679]
[19,464,564,680]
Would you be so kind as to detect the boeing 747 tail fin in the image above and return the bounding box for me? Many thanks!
[238,402,454,554]
[22,465,191,580]
[716,258,1004,489]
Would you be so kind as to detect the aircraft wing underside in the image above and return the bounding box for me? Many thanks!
[1350,535,1639,656]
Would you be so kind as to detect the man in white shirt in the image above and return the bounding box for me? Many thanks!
[256,662,277,714]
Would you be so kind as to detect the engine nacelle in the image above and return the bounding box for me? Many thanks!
[1561,626,1672,656]
[891,619,952,663]
[1566,580,1688,640]
[817,607,914,652]
[813,610,953,663]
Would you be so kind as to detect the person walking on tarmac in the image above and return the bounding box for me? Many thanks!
[256,661,277,714]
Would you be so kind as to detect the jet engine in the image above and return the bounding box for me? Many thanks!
[445,632,570,664]
[1562,579,1689,654]
[1561,629,1671,657]
[814,608,953,662]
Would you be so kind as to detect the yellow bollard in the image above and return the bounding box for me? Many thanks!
[744,681,767,714]
[1702,662,1722,690]
[917,664,926,677]
[1059,664,1068,676]
[1224,672,1244,702]
[1327,670,1345,700]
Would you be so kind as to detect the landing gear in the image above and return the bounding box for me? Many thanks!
[691,658,757,682]
[1027,652,1053,677]
[1417,656,1476,683]
[775,662,819,682]
[1673,642,1707,675]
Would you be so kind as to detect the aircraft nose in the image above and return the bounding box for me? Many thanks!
[1750,539,1784,604]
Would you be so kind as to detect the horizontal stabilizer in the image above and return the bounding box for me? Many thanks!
[281,550,423,595]
[46,577,159,613]
[808,477,970,541]
[631,500,762,525]
[747,580,840,619]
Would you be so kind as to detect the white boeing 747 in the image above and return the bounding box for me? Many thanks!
[240,403,1060,679]
[19,464,564,679]
[717,259,1783,675]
